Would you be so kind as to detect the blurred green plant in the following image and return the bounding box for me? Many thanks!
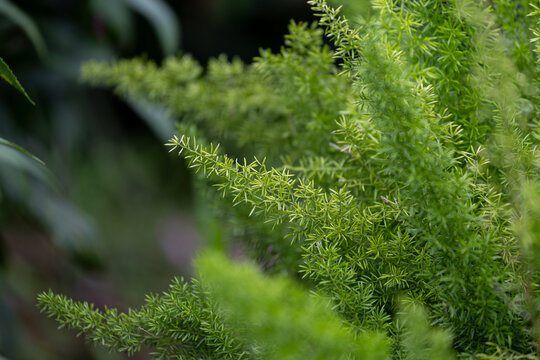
[0,1,185,359]
[197,251,389,360]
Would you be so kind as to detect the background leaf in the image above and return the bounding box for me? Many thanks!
[91,0,134,47]
[125,97,175,141]
[0,0,47,59]
[0,137,53,187]
[0,137,44,165]
[120,0,181,56]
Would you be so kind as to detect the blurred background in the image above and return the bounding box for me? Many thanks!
[0,0,314,358]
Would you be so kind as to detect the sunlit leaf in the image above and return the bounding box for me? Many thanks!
[0,58,35,105]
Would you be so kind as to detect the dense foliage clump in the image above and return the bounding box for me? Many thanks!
[38,0,540,359]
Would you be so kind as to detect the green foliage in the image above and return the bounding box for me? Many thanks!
[197,251,388,360]
[0,57,34,104]
[398,301,455,360]
[38,277,247,359]
[81,21,351,162]
[38,0,540,359]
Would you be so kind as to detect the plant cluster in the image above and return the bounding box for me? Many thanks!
[38,0,540,359]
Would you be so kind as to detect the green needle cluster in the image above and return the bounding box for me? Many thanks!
[38,1,540,358]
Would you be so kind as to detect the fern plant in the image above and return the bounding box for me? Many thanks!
[38,0,540,359]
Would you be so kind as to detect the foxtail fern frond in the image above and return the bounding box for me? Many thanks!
[38,278,249,359]
[38,0,540,358]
